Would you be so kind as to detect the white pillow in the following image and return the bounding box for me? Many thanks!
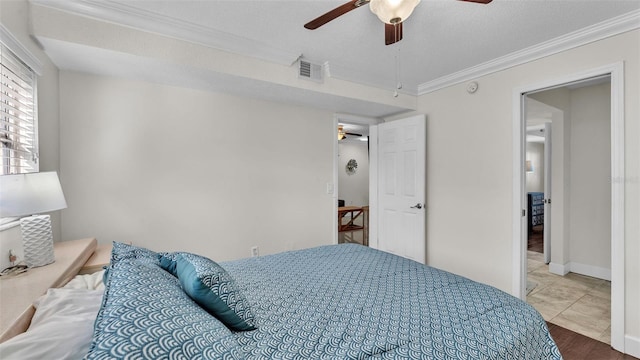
[63,270,105,290]
[0,288,103,360]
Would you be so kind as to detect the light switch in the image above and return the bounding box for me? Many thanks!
[326,182,334,195]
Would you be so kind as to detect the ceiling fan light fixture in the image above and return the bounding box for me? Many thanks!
[338,125,346,140]
[370,0,420,25]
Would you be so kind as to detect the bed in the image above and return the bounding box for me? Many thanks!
[0,242,562,359]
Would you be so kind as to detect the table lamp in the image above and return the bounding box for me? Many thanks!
[0,172,67,267]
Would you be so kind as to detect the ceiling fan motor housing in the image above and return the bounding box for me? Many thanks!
[370,0,421,24]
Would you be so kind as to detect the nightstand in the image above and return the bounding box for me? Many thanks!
[79,243,112,274]
[0,238,97,343]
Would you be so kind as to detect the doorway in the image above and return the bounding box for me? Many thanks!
[333,114,381,246]
[524,77,613,345]
[513,63,625,352]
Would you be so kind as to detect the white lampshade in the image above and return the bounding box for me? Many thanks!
[370,0,421,24]
[0,172,66,267]
[0,172,67,218]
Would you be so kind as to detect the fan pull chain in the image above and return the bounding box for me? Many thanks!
[393,46,402,98]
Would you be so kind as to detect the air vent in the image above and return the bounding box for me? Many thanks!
[298,60,323,83]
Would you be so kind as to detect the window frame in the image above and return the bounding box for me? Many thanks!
[1,25,42,175]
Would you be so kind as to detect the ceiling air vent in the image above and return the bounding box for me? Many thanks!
[298,60,323,83]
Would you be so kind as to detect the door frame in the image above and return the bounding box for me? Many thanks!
[511,62,625,352]
[332,113,382,245]
[542,122,552,264]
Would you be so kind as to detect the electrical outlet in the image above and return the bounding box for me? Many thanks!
[251,246,259,257]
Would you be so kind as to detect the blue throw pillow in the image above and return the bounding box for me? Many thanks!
[157,251,180,276]
[160,252,256,331]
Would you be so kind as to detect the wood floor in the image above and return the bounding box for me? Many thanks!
[528,225,544,253]
[548,322,638,360]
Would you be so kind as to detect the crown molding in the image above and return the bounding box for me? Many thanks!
[417,9,640,95]
[0,24,44,75]
[30,0,301,66]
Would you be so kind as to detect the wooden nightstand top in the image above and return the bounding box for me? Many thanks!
[79,243,112,275]
[0,238,97,343]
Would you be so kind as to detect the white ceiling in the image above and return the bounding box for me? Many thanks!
[30,0,640,118]
[128,0,638,88]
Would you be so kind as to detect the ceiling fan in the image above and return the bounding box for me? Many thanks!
[305,0,493,45]
[338,125,363,140]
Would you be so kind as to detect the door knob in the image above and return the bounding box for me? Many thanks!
[410,203,423,209]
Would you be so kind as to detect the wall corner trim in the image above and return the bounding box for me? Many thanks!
[548,262,569,276]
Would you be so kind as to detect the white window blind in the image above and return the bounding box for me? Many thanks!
[1,43,38,175]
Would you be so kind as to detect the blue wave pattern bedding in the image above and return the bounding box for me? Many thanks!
[85,243,245,360]
[223,244,562,359]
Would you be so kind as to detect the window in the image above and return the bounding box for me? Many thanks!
[1,42,38,175]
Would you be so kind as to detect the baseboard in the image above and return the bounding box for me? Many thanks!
[626,335,640,358]
[548,262,569,276]
[569,262,611,281]
[547,261,611,281]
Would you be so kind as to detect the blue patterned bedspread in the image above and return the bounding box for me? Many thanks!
[223,244,561,359]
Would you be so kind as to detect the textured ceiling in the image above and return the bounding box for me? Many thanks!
[98,0,640,91]
[30,0,640,117]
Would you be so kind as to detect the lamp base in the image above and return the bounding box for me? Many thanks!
[20,215,55,267]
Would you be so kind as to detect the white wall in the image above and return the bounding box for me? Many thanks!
[569,83,612,273]
[59,72,335,261]
[338,141,369,207]
[525,141,544,193]
[416,30,639,343]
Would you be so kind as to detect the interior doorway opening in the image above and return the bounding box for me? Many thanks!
[334,115,380,247]
[524,76,613,345]
[513,63,624,353]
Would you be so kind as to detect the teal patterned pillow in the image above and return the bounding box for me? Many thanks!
[161,252,256,331]
[111,241,159,263]
[86,245,245,359]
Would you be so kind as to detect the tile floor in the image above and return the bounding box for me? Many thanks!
[526,251,612,344]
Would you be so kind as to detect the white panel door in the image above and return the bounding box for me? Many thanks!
[371,115,426,263]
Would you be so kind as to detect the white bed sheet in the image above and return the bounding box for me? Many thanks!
[0,271,105,360]
[62,270,105,291]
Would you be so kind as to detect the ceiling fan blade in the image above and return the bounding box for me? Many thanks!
[304,0,366,30]
[345,132,363,137]
[385,22,403,45]
[458,0,493,4]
